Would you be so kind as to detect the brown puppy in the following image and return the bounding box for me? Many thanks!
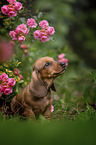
[11,57,66,119]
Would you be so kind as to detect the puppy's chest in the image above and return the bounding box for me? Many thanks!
[32,93,52,113]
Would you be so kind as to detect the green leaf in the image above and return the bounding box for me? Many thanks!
[18,80,24,84]
[20,17,26,24]
[16,85,20,94]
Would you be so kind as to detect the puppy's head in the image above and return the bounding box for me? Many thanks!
[30,57,66,97]
[33,56,66,79]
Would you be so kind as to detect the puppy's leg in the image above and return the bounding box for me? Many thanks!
[22,102,35,119]
[11,96,22,114]
[23,108,35,119]
[43,104,51,120]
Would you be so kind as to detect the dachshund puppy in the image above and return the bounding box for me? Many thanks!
[11,57,66,119]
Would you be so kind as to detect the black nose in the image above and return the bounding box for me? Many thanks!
[60,62,66,68]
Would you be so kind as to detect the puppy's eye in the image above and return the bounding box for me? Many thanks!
[45,62,50,67]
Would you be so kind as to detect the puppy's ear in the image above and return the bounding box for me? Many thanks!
[29,71,47,97]
[51,83,56,92]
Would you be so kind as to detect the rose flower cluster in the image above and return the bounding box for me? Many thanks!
[9,24,29,43]
[9,18,38,43]
[34,20,55,42]
[0,73,16,95]
[9,19,55,43]
[1,0,22,17]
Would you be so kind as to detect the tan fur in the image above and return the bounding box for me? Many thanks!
[11,57,66,119]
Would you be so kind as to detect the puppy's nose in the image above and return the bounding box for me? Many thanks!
[60,62,66,68]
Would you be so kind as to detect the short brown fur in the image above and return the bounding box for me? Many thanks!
[11,57,66,119]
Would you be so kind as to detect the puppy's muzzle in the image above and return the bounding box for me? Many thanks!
[60,62,66,69]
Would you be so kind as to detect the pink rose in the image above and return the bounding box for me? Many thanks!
[47,26,55,36]
[58,53,65,60]
[14,2,22,11]
[39,20,49,28]
[7,5,14,11]
[15,24,29,36]
[7,0,16,3]
[27,18,37,28]
[4,87,13,95]
[51,105,54,113]
[34,30,41,39]
[19,74,23,80]
[9,31,17,40]
[0,73,8,82]
[1,5,9,15]
[40,31,45,37]
[14,68,20,76]
[8,78,16,87]
[8,10,17,17]
[18,35,25,43]
[1,85,7,91]
[20,44,29,50]
[25,29,29,36]
[20,44,26,49]
[40,35,50,42]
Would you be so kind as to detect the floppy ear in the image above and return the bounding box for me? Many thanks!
[51,83,56,92]
[29,71,48,97]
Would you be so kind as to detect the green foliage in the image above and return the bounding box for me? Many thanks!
[90,71,96,82]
